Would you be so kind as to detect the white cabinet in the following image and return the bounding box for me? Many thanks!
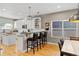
[2,35,16,46]
[14,20,25,32]
[17,35,27,52]
[26,19,35,29]
[33,17,41,29]
[26,17,41,29]
[14,17,41,32]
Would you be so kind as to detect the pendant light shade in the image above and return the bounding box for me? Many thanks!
[69,3,79,22]
[69,11,79,22]
[27,6,32,20]
[69,2,79,22]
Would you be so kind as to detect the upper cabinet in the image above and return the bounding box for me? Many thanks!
[14,17,41,32]
[33,17,41,29]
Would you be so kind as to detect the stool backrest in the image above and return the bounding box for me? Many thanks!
[39,32,43,38]
[43,32,47,37]
[33,33,38,40]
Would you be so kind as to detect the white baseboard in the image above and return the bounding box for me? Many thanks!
[18,48,31,53]
[47,42,58,45]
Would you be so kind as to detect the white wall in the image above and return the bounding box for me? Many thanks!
[40,9,77,43]
[15,20,25,32]
[0,17,13,28]
[0,17,14,33]
[41,9,77,36]
[15,18,35,32]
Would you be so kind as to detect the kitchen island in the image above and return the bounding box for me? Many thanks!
[1,33,16,46]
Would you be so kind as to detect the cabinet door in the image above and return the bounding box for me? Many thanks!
[23,40,27,50]
[33,17,41,29]
[27,20,35,29]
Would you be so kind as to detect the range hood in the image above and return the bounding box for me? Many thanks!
[69,4,79,22]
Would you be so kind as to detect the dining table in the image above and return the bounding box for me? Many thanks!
[61,40,79,56]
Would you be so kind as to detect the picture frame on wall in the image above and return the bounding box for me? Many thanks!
[45,22,50,26]
[45,22,50,30]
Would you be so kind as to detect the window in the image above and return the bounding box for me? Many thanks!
[52,21,62,37]
[64,21,76,37]
[53,21,62,28]
[64,21,76,28]
[51,20,77,38]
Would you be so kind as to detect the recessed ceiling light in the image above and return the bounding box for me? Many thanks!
[2,8,6,11]
[57,5,60,8]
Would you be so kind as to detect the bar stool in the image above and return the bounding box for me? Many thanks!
[38,32,44,49]
[27,33,38,54]
[43,32,47,45]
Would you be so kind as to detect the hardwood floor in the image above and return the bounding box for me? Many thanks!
[0,43,60,56]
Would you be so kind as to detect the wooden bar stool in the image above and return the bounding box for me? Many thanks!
[27,33,38,54]
[38,32,44,49]
[43,32,47,45]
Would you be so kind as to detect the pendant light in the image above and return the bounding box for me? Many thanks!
[37,11,39,17]
[69,4,79,22]
[27,6,32,20]
[69,11,79,22]
[35,11,40,20]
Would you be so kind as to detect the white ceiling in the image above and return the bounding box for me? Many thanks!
[0,3,78,19]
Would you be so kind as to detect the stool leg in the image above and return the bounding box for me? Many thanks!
[46,37,47,44]
[33,48,35,54]
[42,38,44,47]
[27,40,28,53]
[44,38,45,45]
[33,43,35,54]
[31,41,35,54]
[44,37,47,44]
[37,40,38,51]
[42,38,43,47]
[40,39,41,49]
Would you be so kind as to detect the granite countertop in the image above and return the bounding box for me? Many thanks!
[1,32,17,36]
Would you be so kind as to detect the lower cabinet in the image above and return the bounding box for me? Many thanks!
[17,36,28,52]
[2,35,16,46]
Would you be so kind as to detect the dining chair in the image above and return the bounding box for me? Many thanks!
[58,39,64,56]
[58,42,63,56]
[26,33,38,54]
[58,39,76,56]
[60,39,64,46]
